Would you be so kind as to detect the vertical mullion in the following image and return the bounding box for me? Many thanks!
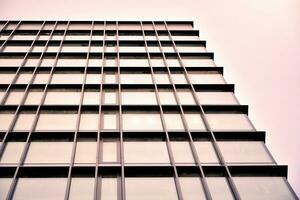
[151,21,184,200]
[0,21,49,159]
[4,21,66,200]
[116,21,125,200]
[64,21,94,200]
[95,21,106,200]
[0,21,21,51]
[163,21,213,200]
[164,21,242,200]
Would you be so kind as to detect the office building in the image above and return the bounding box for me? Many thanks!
[0,21,298,199]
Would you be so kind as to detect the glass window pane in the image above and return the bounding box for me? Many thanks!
[0,178,13,200]
[172,74,187,84]
[171,142,195,164]
[5,90,24,105]
[13,113,35,131]
[206,177,234,200]
[206,114,254,131]
[24,90,43,105]
[79,113,99,131]
[69,178,94,200]
[0,113,14,130]
[179,177,206,200]
[122,113,163,131]
[218,141,274,164]
[164,114,184,130]
[104,91,117,104]
[125,177,178,200]
[36,113,77,131]
[194,141,219,164]
[196,92,238,105]
[25,142,73,164]
[233,177,295,200]
[51,74,84,84]
[101,177,118,200]
[189,73,225,84]
[124,141,170,164]
[13,178,67,200]
[83,91,100,105]
[159,90,177,105]
[0,142,25,164]
[185,114,206,130]
[102,112,117,130]
[121,74,152,84]
[44,90,81,105]
[102,141,118,163]
[154,74,170,84]
[75,141,97,164]
[177,91,195,105]
[122,91,157,105]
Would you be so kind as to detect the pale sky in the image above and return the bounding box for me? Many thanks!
[1,0,300,196]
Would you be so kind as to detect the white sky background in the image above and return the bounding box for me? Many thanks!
[1,0,300,196]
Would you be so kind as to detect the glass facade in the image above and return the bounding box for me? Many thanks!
[0,20,297,199]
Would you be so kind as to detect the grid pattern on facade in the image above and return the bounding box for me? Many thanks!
[0,21,298,200]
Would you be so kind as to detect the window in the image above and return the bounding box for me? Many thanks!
[83,90,100,105]
[56,58,87,67]
[102,112,117,130]
[44,90,81,105]
[33,73,50,84]
[0,74,15,84]
[164,114,185,130]
[185,113,206,130]
[176,46,206,53]
[79,113,99,131]
[69,178,94,200]
[0,112,14,130]
[103,57,116,66]
[25,141,73,164]
[177,90,195,105]
[124,141,170,164]
[0,142,25,164]
[35,112,77,131]
[120,58,148,66]
[74,141,97,164]
[182,58,215,67]
[179,177,206,200]
[154,74,170,84]
[206,114,254,131]
[104,74,116,84]
[218,141,274,164]
[121,74,153,84]
[171,74,187,84]
[150,58,165,66]
[206,177,234,200]
[101,140,119,163]
[104,90,117,104]
[51,74,84,84]
[5,90,24,105]
[0,59,23,67]
[88,58,102,66]
[13,113,35,131]
[0,178,13,200]
[196,92,238,105]
[24,89,44,105]
[194,141,219,164]
[171,142,195,164]
[158,90,177,105]
[125,177,178,200]
[166,58,180,66]
[233,177,295,200]
[13,178,67,200]
[122,113,163,131]
[122,90,157,105]
[101,177,118,200]
[189,73,225,84]
[15,73,32,84]
[86,74,101,84]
